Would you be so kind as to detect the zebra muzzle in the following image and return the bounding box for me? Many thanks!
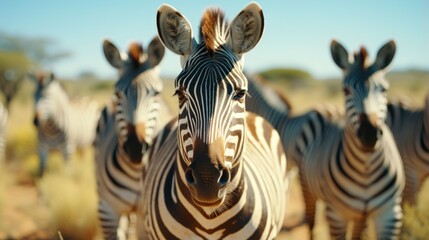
[33,114,39,127]
[185,166,230,206]
[357,113,382,150]
[123,123,145,163]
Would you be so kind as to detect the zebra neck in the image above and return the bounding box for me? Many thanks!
[116,143,143,166]
[246,78,290,130]
[47,84,70,129]
[342,125,383,163]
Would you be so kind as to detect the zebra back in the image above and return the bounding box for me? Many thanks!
[386,97,429,204]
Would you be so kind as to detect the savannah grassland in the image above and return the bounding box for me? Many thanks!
[0,69,428,239]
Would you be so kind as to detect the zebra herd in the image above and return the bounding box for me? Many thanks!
[0,2,427,240]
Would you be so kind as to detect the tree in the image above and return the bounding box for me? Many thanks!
[0,50,33,109]
[0,32,71,66]
[0,32,71,108]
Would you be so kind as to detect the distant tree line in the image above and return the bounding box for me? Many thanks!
[0,32,71,109]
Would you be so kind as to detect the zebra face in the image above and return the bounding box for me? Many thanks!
[174,48,247,206]
[331,40,396,150]
[157,3,264,207]
[103,38,165,163]
[31,71,57,127]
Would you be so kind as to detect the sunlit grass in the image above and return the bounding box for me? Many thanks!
[37,149,101,240]
[1,70,428,239]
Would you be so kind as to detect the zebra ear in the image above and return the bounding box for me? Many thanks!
[157,4,195,67]
[330,40,349,70]
[147,36,165,67]
[103,39,124,69]
[374,40,396,70]
[47,72,55,83]
[227,2,264,56]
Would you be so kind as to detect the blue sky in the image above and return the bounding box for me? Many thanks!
[1,0,428,79]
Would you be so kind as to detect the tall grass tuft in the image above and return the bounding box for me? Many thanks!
[38,149,101,240]
[401,180,429,239]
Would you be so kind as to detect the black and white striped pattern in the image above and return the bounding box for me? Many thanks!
[0,102,7,162]
[30,71,100,177]
[386,94,429,205]
[292,41,405,239]
[95,37,171,240]
[140,4,288,239]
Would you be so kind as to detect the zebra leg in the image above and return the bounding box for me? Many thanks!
[373,201,403,240]
[300,180,317,234]
[98,200,122,240]
[117,214,129,240]
[351,217,366,240]
[402,166,418,205]
[326,204,347,240]
[38,147,48,177]
[63,142,75,161]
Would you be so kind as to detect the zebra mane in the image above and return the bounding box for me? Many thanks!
[353,46,369,68]
[128,42,144,64]
[199,8,228,56]
[253,74,293,111]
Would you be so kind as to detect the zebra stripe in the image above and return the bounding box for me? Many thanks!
[300,41,405,239]
[95,37,171,239]
[386,95,429,205]
[30,71,100,177]
[140,4,288,239]
[294,41,405,239]
[0,102,7,162]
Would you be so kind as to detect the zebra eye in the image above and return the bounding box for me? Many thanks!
[343,87,351,95]
[174,89,188,103]
[233,89,247,101]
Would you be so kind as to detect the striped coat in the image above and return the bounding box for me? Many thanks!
[386,94,429,205]
[95,37,171,240]
[140,3,288,239]
[31,71,100,177]
[294,41,405,239]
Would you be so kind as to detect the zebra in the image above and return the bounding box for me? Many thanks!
[95,37,172,240]
[0,102,7,162]
[139,3,289,239]
[386,94,429,205]
[288,40,405,239]
[246,74,340,168]
[30,71,100,177]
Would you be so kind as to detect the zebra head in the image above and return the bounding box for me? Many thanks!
[103,37,165,163]
[331,40,396,151]
[157,3,264,207]
[29,71,61,127]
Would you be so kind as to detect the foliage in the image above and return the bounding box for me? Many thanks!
[0,50,33,107]
[0,32,71,66]
[259,68,314,88]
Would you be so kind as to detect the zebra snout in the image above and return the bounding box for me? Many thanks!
[357,113,382,150]
[359,113,379,128]
[185,166,230,187]
[123,123,144,163]
[33,114,39,127]
[184,165,230,206]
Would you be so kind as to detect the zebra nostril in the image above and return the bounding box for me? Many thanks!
[218,169,230,187]
[185,168,196,185]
